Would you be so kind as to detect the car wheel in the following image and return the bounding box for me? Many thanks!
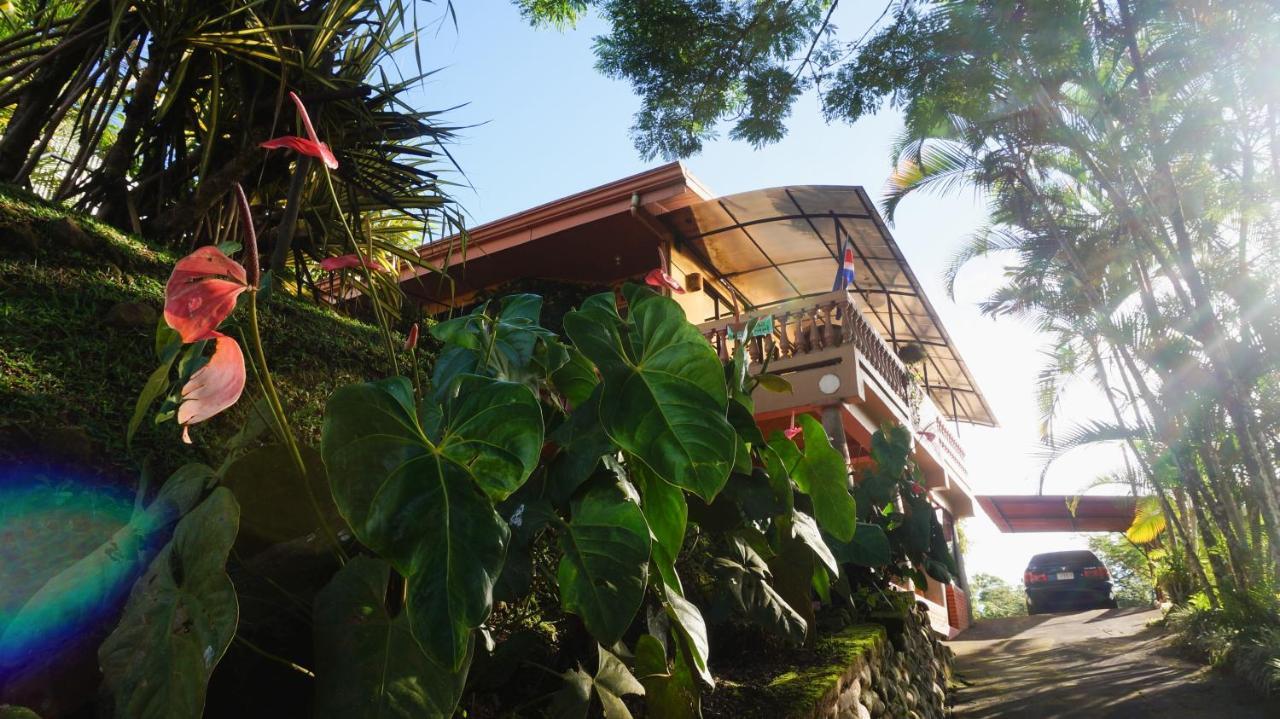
[1027,600,1039,615]
[1104,598,1118,610]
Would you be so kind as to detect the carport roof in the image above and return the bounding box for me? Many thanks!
[977,495,1139,533]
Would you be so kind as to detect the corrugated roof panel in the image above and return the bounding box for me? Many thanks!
[662,184,996,426]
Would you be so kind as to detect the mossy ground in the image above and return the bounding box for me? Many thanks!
[0,185,391,486]
[704,624,886,718]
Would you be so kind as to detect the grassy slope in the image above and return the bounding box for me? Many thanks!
[0,185,389,483]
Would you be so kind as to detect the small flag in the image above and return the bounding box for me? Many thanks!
[839,246,856,289]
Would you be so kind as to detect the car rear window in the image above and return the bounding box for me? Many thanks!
[1027,550,1100,568]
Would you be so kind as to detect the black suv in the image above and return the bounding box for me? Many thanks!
[1024,550,1117,614]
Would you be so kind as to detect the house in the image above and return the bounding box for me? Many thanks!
[393,162,997,637]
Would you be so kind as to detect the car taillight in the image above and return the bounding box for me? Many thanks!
[1083,566,1109,579]
[1024,571,1049,584]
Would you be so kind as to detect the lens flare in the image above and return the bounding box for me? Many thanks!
[0,467,160,682]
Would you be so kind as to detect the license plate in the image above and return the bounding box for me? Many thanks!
[1056,572,1074,580]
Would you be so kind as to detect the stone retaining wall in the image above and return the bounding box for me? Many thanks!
[795,601,954,719]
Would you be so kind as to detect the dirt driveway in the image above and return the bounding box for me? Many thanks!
[947,607,1275,718]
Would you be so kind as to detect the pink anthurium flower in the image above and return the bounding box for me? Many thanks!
[164,245,250,343]
[177,332,246,444]
[319,253,389,273]
[644,247,685,294]
[260,91,339,170]
[162,183,261,443]
[783,412,802,440]
[404,323,419,351]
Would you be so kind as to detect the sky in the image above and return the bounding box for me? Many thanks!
[404,0,1127,584]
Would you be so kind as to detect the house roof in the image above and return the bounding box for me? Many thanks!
[659,185,996,426]
[390,165,994,426]
[977,495,1139,533]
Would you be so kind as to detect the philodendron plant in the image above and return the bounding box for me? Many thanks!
[70,96,956,718]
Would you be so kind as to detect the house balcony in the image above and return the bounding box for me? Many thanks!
[697,288,912,428]
[694,289,972,517]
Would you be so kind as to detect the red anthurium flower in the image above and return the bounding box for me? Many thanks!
[260,91,339,170]
[178,332,246,444]
[404,323,420,351]
[644,247,685,294]
[164,245,250,343]
[783,412,802,440]
[910,482,926,497]
[319,253,389,273]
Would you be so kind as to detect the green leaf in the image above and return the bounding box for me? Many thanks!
[221,444,344,547]
[563,286,735,502]
[766,533,817,644]
[710,538,807,643]
[897,500,932,555]
[870,424,911,480]
[550,646,644,719]
[721,468,787,521]
[0,464,212,664]
[547,390,615,505]
[768,416,856,542]
[430,294,558,387]
[755,373,792,394]
[789,510,839,575]
[322,376,542,669]
[552,345,599,407]
[313,557,472,719]
[127,327,183,447]
[634,634,700,719]
[827,523,891,567]
[0,707,42,719]
[1125,496,1166,545]
[661,586,713,686]
[557,483,652,645]
[98,489,240,719]
[633,466,687,592]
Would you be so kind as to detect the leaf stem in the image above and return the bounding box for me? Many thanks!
[320,166,401,375]
[246,288,348,563]
[234,635,315,679]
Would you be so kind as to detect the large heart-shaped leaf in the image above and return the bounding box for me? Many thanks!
[0,466,212,672]
[789,510,839,575]
[711,538,807,643]
[634,634,699,719]
[221,444,344,547]
[563,286,735,502]
[633,466,687,592]
[430,294,559,393]
[766,533,817,644]
[313,557,472,719]
[767,416,856,542]
[98,488,240,719]
[549,646,645,719]
[557,483,652,646]
[658,583,713,687]
[826,522,891,567]
[322,376,542,669]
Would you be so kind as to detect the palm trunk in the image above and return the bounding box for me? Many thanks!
[93,41,165,228]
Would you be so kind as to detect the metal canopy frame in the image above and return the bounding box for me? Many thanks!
[660,185,997,427]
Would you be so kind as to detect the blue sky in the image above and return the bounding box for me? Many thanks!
[406,0,1120,583]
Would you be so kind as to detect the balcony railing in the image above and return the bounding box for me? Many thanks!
[917,397,967,472]
[697,290,911,403]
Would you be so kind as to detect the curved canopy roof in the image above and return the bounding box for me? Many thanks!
[661,185,997,426]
